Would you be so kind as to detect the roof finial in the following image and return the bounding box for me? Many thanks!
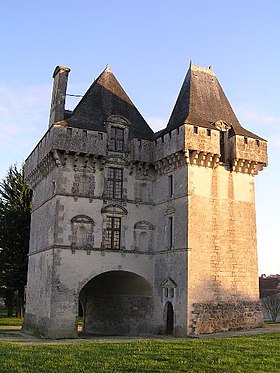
[105,64,111,72]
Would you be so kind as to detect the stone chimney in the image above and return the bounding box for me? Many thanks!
[49,66,71,127]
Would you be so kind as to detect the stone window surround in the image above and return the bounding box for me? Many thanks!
[101,204,127,251]
[105,216,121,250]
[105,115,130,152]
[107,167,123,199]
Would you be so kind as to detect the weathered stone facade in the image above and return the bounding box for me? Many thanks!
[23,63,267,338]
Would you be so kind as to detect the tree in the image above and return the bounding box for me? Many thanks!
[262,294,280,322]
[0,165,32,317]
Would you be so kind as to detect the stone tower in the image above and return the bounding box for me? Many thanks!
[23,63,267,338]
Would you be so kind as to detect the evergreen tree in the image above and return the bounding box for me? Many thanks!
[0,165,32,317]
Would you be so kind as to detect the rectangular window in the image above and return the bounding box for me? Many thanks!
[244,137,248,144]
[256,139,260,147]
[105,217,121,250]
[168,175,173,198]
[107,168,123,199]
[207,129,211,136]
[168,216,173,249]
[109,127,124,151]
[193,126,198,134]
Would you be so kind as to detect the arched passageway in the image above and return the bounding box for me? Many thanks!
[79,271,153,336]
[165,301,174,335]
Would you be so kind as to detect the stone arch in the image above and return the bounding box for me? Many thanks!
[101,204,128,215]
[134,221,155,230]
[78,270,153,336]
[134,221,155,252]
[106,115,131,126]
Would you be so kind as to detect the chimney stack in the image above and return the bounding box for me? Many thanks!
[49,66,71,127]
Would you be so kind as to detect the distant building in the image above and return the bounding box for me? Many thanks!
[259,275,280,321]
[260,274,280,298]
[23,62,268,338]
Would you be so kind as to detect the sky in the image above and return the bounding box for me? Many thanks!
[0,0,279,275]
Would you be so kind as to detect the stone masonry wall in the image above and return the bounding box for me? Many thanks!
[192,301,263,335]
[186,164,261,335]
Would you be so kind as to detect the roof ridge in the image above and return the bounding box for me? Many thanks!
[190,61,215,76]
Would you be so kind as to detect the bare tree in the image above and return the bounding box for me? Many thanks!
[262,294,280,322]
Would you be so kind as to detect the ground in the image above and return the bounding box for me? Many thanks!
[0,322,279,372]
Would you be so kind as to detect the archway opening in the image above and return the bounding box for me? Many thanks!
[79,271,153,336]
[165,301,174,335]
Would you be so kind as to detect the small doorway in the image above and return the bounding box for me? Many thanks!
[165,301,174,335]
[77,301,84,334]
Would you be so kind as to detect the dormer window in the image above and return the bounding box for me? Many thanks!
[109,126,124,151]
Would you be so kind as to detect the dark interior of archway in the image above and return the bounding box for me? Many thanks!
[166,302,174,335]
[79,271,153,336]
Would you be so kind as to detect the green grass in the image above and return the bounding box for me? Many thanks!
[0,334,279,372]
[0,317,23,326]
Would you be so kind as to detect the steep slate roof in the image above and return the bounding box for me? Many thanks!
[159,62,263,140]
[66,66,154,140]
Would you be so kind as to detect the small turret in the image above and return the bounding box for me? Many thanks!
[49,66,71,127]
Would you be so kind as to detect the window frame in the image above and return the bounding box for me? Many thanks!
[168,216,173,250]
[105,216,121,250]
[109,126,124,151]
[168,175,174,198]
[107,167,123,199]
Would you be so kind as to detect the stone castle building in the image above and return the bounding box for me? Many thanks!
[23,62,268,338]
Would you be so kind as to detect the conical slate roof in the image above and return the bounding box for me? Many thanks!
[164,62,262,139]
[67,66,154,140]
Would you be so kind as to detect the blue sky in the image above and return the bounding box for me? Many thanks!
[0,0,279,274]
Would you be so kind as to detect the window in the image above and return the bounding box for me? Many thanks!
[82,130,87,137]
[244,137,248,144]
[193,126,198,134]
[107,168,123,199]
[256,139,260,147]
[67,127,72,135]
[98,132,103,140]
[168,175,173,198]
[109,126,124,151]
[168,216,173,249]
[207,129,211,136]
[105,217,121,250]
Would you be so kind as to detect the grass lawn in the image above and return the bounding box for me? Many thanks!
[0,310,23,326]
[0,317,23,326]
[0,334,279,372]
